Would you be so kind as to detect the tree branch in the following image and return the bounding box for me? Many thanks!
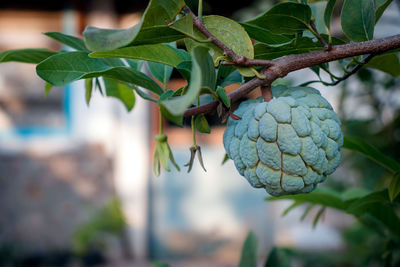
[183,34,400,117]
[190,9,274,67]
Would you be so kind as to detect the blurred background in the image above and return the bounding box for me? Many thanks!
[0,0,399,266]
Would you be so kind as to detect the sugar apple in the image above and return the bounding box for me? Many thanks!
[223,86,343,196]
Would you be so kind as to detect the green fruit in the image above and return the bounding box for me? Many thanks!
[223,86,343,196]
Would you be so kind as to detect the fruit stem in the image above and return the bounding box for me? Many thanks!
[261,85,273,102]
[159,110,164,135]
[191,116,197,147]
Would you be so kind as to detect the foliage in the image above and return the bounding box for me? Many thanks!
[73,198,126,256]
[1,0,400,265]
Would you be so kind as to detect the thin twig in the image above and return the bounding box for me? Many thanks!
[188,8,274,67]
[309,21,331,51]
[326,54,377,86]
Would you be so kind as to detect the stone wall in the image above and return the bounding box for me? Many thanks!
[0,145,115,255]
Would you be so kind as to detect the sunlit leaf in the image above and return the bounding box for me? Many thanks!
[184,15,254,76]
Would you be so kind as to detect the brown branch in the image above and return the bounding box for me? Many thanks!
[183,34,400,117]
[190,10,274,67]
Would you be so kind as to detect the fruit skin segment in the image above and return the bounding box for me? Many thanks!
[223,86,343,196]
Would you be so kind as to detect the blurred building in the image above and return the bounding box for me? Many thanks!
[1,1,399,267]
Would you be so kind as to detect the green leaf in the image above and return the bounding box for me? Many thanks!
[264,248,291,267]
[365,53,400,77]
[170,13,196,39]
[341,0,375,42]
[95,78,104,95]
[90,44,185,67]
[341,188,370,201]
[300,204,315,221]
[184,15,254,76]
[221,154,230,165]
[152,261,170,267]
[159,90,175,102]
[240,23,293,46]
[83,0,186,51]
[254,37,325,60]
[148,62,173,86]
[36,51,163,95]
[375,0,393,23]
[44,82,53,97]
[160,104,183,126]
[216,86,230,108]
[45,32,89,51]
[161,46,211,115]
[195,114,210,134]
[134,87,158,103]
[245,2,312,35]
[85,78,93,106]
[239,231,258,267]
[217,65,235,84]
[346,190,400,237]
[103,78,136,111]
[312,207,326,228]
[343,136,400,173]
[324,0,336,32]
[347,190,390,213]
[389,172,400,202]
[153,149,161,177]
[267,188,347,211]
[0,48,56,64]
[282,201,303,217]
[176,61,192,81]
[157,141,171,172]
